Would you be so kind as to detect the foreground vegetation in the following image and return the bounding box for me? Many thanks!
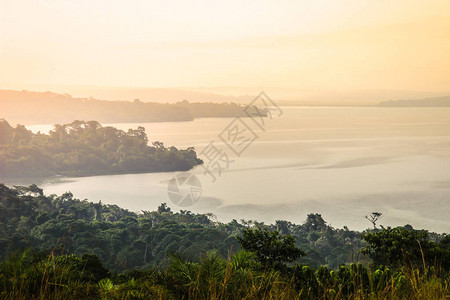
[0,184,370,271]
[1,248,448,299]
[0,184,448,299]
[0,119,203,177]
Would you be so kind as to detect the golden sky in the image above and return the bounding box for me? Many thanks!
[1,0,449,94]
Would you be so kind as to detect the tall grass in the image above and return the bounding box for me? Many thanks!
[0,250,96,299]
[0,249,448,299]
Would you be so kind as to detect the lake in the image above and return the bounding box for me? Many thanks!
[11,107,450,232]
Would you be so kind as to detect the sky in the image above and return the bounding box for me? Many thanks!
[1,0,449,97]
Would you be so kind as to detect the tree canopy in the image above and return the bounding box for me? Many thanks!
[0,119,203,177]
[0,184,449,298]
[237,227,305,268]
[362,227,450,271]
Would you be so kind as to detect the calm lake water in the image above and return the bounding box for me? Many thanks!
[10,107,450,232]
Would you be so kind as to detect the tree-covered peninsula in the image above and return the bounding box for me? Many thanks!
[0,119,203,178]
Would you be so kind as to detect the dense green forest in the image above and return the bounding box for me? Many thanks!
[0,119,203,177]
[0,184,448,299]
[0,90,265,125]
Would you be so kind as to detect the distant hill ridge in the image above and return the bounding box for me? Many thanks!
[0,90,261,125]
[379,95,450,107]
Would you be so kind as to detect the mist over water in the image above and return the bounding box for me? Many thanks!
[22,107,450,232]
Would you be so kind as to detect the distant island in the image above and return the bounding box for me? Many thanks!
[0,90,266,125]
[0,119,203,178]
[378,95,450,107]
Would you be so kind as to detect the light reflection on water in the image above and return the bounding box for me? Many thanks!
[9,107,450,232]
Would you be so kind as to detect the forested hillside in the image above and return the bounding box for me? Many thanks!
[0,120,203,177]
[0,184,448,299]
[0,184,363,271]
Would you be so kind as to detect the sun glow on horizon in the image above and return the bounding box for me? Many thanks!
[1,0,449,96]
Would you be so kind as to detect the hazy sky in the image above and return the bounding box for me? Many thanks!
[1,0,449,93]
